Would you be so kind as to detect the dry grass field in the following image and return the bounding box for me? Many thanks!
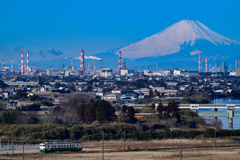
[3,149,240,160]
[82,139,240,150]
[1,139,240,160]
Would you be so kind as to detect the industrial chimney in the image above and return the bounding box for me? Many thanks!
[27,50,29,74]
[118,51,122,71]
[2,60,5,71]
[198,53,201,72]
[80,49,85,71]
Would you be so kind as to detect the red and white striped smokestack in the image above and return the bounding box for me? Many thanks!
[11,57,13,72]
[19,62,20,72]
[21,50,23,75]
[198,53,201,72]
[2,59,5,71]
[80,49,84,71]
[33,64,35,71]
[27,50,29,74]
[205,58,207,72]
[100,59,102,70]
[118,51,122,71]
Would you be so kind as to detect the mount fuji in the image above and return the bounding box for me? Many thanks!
[95,20,240,70]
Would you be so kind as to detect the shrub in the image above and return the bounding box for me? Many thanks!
[41,101,54,106]
[204,129,215,138]
[2,112,17,124]
[28,117,39,124]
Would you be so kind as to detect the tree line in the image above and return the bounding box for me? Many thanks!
[1,124,240,142]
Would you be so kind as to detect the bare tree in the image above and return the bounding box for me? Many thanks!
[119,105,127,122]
[56,93,91,124]
[149,90,153,99]
[60,93,92,108]
[210,118,223,129]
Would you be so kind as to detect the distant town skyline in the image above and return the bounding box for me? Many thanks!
[0,0,240,65]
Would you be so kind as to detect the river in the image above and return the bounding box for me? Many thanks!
[203,98,240,129]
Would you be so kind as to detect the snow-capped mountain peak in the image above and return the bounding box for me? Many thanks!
[118,20,240,59]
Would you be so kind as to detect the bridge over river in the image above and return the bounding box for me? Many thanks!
[124,103,240,130]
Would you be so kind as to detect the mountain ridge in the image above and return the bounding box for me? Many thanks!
[116,20,240,59]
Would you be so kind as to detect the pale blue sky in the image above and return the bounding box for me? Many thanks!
[0,0,240,65]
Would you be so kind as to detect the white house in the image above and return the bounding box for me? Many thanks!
[40,87,46,92]
[134,88,150,96]
[102,94,117,100]
[96,92,105,97]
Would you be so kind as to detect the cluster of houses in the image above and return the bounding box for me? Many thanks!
[0,72,239,110]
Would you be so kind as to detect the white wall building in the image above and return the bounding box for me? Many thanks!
[173,70,181,76]
[134,88,150,96]
[47,69,54,76]
[102,94,117,100]
[229,72,236,76]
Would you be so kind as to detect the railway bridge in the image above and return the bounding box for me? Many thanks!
[124,103,240,130]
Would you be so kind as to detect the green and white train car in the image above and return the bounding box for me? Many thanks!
[39,142,82,152]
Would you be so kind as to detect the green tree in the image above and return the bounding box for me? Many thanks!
[2,112,17,124]
[86,86,93,92]
[28,116,39,124]
[180,97,192,104]
[41,101,54,106]
[189,86,194,93]
[70,85,76,92]
[158,81,167,87]
[15,91,28,100]
[53,117,63,124]
[30,95,44,101]
[22,103,41,111]
[0,80,8,88]
[38,80,44,86]
[231,90,240,97]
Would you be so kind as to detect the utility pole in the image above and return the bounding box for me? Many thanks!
[123,131,125,152]
[13,91,14,108]
[215,128,216,149]
[22,131,24,160]
[11,90,15,108]
[11,133,13,155]
[180,137,182,160]
[102,131,104,160]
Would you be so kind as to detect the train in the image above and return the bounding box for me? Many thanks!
[39,142,82,153]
